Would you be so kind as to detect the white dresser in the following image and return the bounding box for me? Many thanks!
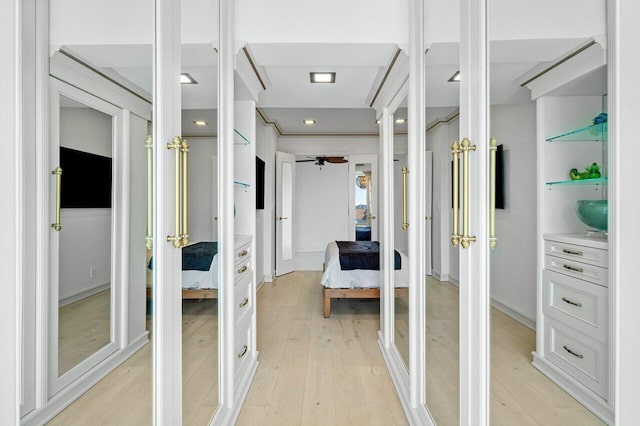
[233,235,254,383]
[534,233,611,423]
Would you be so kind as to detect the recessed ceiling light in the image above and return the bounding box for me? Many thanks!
[310,72,336,83]
[181,73,198,84]
[376,119,381,125]
[395,118,407,124]
[193,120,208,126]
[303,119,316,125]
[448,71,461,82]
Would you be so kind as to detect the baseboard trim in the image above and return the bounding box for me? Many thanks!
[432,270,449,282]
[491,298,536,331]
[532,352,613,425]
[222,356,259,426]
[22,332,149,425]
[263,273,274,283]
[59,282,110,307]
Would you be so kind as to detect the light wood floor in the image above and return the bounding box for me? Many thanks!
[423,276,604,426]
[237,271,408,426]
[49,299,219,425]
[58,289,111,375]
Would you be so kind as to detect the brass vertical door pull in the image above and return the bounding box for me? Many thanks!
[460,138,476,249]
[145,136,153,250]
[402,166,409,230]
[51,167,63,231]
[489,137,497,249]
[451,141,460,246]
[166,137,182,248]
[180,138,190,247]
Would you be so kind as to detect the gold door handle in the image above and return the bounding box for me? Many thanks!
[180,138,190,248]
[402,166,409,230]
[239,297,249,308]
[237,265,248,274]
[238,345,248,358]
[460,138,476,249]
[145,136,153,250]
[278,216,288,221]
[51,167,63,231]
[451,142,460,246]
[489,137,497,249]
[368,214,376,219]
[166,136,189,248]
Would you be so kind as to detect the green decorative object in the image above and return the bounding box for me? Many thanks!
[575,200,608,231]
[570,163,601,180]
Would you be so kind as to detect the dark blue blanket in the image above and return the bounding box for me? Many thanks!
[148,241,218,271]
[335,241,401,271]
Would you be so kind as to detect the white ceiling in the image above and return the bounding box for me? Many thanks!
[62,36,605,135]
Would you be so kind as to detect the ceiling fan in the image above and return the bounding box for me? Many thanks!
[296,156,348,166]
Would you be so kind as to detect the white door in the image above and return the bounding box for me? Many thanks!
[425,150,433,275]
[349,154,378,241]
[276,151,296,276]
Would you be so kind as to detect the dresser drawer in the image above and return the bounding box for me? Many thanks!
[544,319,607,398]
[234,273,253,326]
[545,255,608,287]
[234,257,251,283]
[234,243,251,265]
[544,240,608,268]
[234,319,251,382]
[542,269,608,342]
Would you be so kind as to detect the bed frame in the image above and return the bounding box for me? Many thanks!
[146,288,218,300]
[322,287,408,318]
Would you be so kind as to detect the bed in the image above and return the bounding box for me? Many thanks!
[320,241,409,318]
[147,241,219,299]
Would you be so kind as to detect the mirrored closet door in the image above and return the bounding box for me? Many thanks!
[422,21,462,423]
[391,99,411,370]
[486,0,610,424]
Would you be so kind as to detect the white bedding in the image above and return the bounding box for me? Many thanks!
[182,253,218,290]
[320,241,409,289]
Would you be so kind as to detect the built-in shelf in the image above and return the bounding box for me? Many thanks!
[546,122,607,142]
[234,180,250,188]
[546,177,608,186]
[234,128,251,145]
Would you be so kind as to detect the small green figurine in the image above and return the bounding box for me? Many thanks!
[570,163,601,180]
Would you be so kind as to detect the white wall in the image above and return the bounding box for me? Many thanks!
[59,106,112,303]
[489,103,537,324]
[188,137,218,242]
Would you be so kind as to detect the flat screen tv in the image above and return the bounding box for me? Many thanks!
[60,147,112,208]
[256,156,265,209]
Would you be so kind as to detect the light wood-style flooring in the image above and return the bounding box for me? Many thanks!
[237,271,408,426]
[58,289,111,375]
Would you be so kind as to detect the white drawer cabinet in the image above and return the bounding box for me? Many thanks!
[537,234,610,412]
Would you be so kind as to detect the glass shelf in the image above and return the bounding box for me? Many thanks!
[234,128,251,145]
[546,177,608,186]
[234,180,250,188]
[546,122,607,142]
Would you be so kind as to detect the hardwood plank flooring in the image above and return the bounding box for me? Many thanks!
[237,271,408,426]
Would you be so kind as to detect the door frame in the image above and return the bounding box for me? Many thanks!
[348,154,379,241]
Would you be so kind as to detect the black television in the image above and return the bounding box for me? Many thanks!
[256,156,265,209]
[60,147,112,208]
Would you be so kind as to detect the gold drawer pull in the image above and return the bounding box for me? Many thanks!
[237,249,248,257]
[563,345,584,359]
[562,248,583,256]
[562,297,583,308]
[238,345,248,358]
[563,264,584,273]
[237,265,248,274]
[239,297,249,308]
